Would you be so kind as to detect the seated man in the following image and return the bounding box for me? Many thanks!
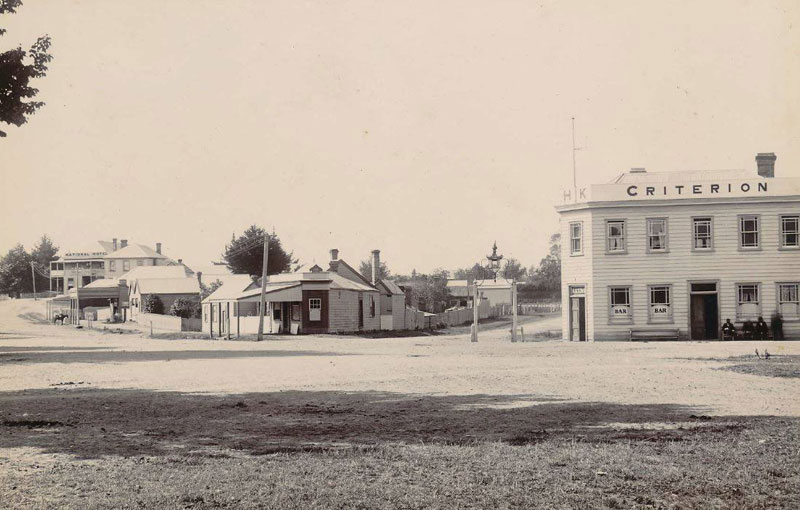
[755,316,770,340]
[721,318,736,340]
[742,320,755,340]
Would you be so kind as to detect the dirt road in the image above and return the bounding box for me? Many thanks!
[1,299,799,416]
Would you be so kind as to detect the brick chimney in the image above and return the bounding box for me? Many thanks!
[112,238,118,251]
[371,249,380,285]
[120,239,128,248]
[330,248,339,261]
[196,271,203,286]
[156,242,162,254]
[756,152,776,178]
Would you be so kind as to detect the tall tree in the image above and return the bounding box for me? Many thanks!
[222,225,295,277]
[0,0,53,137]
[30,234,58,292]
[359,258,390,282]
[452,263,494,281]
[528,233,561,295]
[0,243,33,296]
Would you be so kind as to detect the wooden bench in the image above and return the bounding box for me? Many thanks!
[629,328,680,341]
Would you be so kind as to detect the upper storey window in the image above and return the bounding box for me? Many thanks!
[647,218,668,252]
[692,217,713,251]
[606,220,626,253]
[569,222,583,255]
[739,215,760,249]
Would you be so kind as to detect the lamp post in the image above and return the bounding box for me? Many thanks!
[471,242,505,343]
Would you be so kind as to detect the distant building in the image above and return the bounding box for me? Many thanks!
[201,248,405,337]
[556,152,800,341]
[446,277,513,308]
[49,238,182,293]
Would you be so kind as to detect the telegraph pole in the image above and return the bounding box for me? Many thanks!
[257,235,269,341]
[471,281,479,343]
[511,280,518,342]
[30,262,37,300]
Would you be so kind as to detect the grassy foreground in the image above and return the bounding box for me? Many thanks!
[1,389,798,509]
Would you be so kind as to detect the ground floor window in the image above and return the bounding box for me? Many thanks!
[648,285,672,323]
[736,284,760,321]
[609,286,632,323]
[778,283,799,319]
[309,298,322,321]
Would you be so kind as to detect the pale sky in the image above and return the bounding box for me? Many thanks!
[2,0,799,275]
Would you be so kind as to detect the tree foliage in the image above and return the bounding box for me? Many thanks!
[358,258,390,282]
[527,233,561,295]
[397,269,450,313]
[452,263,496,281]
[222,226,295,277]
[0,0,53,137]
[501,257,527,282]
[169,297,199,319]
[200,279,223,300]
[30,234,58,290]
[142,294,164,315]
[0,243,32,296]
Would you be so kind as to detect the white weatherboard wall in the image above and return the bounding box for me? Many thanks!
[560,210,594,341]
[576,200,800,341]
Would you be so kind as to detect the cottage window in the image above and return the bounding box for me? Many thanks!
[109,261,116,271]
[609,286,632,322]
[570,222,583,255]
[122,260,130,272]
[781,216,799,248]
[648,285,672,323]
[693,218,712,250]
[137,259,144,266]
[739,215,760,249]
[606,220,626,253]
[309,298,322,321]
[736,284,760,321]
[778,283,799,319]
[647,218,668,252]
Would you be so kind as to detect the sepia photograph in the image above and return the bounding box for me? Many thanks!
[1,1,799,508]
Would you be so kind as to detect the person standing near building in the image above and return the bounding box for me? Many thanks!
[755,316,770,340]
[770,312,784,340]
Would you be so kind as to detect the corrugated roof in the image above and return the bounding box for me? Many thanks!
[237,282,303,300]
[121,265,193,281]
[202,274,256,302]
[379,279,404,295]
[83,278,120,289]
[612,169,757,184]
[137,278,200,295]
[105,244,168,259]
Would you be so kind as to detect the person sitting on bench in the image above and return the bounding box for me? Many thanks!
[755,316,770,340]
[742,320,755,340]
[721,318,736,340]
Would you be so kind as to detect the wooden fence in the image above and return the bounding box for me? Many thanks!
[138,312,201,333]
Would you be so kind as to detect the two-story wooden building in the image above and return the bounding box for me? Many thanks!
[557,153,800,341]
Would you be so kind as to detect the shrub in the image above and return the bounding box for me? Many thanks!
[169,298,198,319]
[142,295,164,315]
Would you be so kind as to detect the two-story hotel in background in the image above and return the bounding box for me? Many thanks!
[556,153,800,341]
[49,238,175,292]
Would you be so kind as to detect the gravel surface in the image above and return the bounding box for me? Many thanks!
[1,299,799,416]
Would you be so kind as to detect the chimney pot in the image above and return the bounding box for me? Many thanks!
[120,239,128,248]
[178,258,183,265]
[756,152,776,178]
[112,238,118,251]
[197,271,202,285]
[156,242,162,254]
[330,248,339,261]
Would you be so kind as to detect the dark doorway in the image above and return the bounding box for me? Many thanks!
[690,294,718,340]
[570,296,586,341]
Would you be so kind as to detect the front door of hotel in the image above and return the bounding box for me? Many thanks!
[569,286,586,341]
[690,282,719,340]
